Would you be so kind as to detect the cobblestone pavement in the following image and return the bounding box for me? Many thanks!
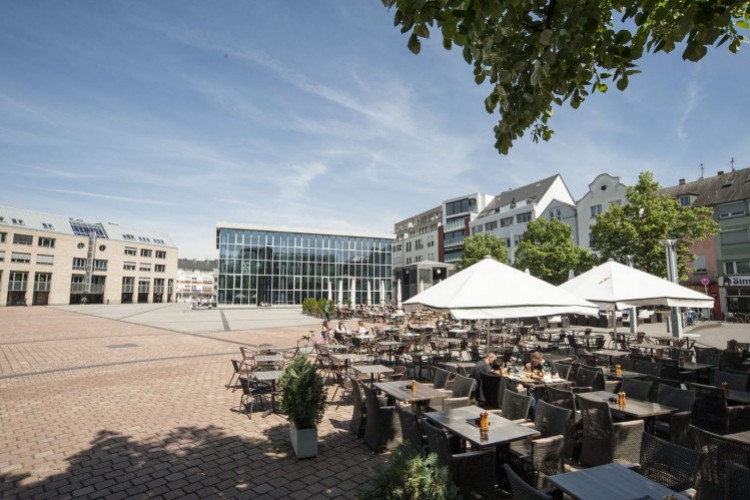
[0,306,387,499]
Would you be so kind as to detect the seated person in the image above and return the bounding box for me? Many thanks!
[334,320,350,336]
[320,321,333,343]
[356,320,369,335]
[524,351,555,379]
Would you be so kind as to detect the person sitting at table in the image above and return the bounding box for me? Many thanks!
[470,353,498,405]
[334,320,350,337]
[524,351,555,379]
[356,320,369,335]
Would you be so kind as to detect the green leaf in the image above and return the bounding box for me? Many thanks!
[737,20,750,30]
[407,33,421,54]
[616,76,629,91]
[540,29,553,46]
[414,24,430,38]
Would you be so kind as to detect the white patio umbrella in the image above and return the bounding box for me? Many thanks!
[404,256,599,320]
[379,280,386,305]
[327,279,332,302]
[559,260,714,337]
[366,281,372,306]
[397,278,403,309]
[559,260,714,310]
[337,279,343,308]
[350,278,357,306]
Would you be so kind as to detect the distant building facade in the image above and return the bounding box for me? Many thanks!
[661,167,750,316]
[393,205,442,267]
[442,193,493,264]
[215,223,394,306]
[176,258,217,303]
[0,205,177,306]
[576,173,629,250]
[471,175,576,262]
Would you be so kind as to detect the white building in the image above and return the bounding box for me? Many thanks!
[471,175,576,262]
[176,258,217,303]
[442,193,493,263]
[0,205,178,306]
[393,205,442,267]
[576,173,629,249]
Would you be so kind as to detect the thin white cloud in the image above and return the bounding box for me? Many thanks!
[44,189,177,206]
[677,75,701,142]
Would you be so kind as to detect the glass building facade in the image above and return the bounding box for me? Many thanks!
[216,225,394,306]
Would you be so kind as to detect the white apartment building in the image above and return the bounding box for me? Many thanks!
[393,205,442,267]
[576,173,629,249]
[471,175,576,262]
[0,205,178,306]
[442,193,493,263]
[176,258,217,303]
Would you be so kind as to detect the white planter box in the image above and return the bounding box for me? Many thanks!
[290,424,318,458]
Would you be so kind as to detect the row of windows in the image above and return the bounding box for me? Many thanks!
[445,198,477,217]
[125,248,169,258]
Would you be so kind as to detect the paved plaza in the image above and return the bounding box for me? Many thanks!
[1,304,749,499]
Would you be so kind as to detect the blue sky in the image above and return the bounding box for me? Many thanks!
[1,1,749,259]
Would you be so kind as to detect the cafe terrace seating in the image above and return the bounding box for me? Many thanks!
[429,374,476,411]
[687,382,750,435]
[691,424,750,500]
[478,371,503,409]
[421,418,497,499]
[653,384,696,446]
[502,463,555,500]
[395,404,425,454]
[497,389,532,422]
[361,384,402,453]
[237,376,272,418]
[631,432,703,495]
[725,461,750,499]
[577,396,644,467]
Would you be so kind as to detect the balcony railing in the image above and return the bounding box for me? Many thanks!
[8,281,27,291]
[34,283,51,292]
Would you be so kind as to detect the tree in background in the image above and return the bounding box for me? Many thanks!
[382,0,749,154]
[590,171,718,280]
[456,233,509,270]
[515,218,596,284]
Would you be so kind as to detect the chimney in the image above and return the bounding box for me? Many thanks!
[679,179,685,185]
[718,170,724,176]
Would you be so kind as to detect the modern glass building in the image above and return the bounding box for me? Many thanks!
[215,223,395,306]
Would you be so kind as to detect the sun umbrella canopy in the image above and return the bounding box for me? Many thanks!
[559,260,714,310]
[403,256,599,320]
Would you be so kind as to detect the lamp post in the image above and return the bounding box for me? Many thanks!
[661,239,683,338]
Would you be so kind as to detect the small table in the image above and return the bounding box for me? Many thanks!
[330,353,372,372]
[253,354,284,369]
[440,361,476,374]
[252,370,285,417]
[352,364,394,384]
[591,349,629,366]
[725,430,750,444]
[548,462,689,499]
[424,405,539,450]
[577,391,676,432]
[726,388,750,404]
[374,380,448,413]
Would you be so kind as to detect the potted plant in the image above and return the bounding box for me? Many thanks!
[278,354,327,458]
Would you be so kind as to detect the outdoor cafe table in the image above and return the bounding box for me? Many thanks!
[725,388,750,404]
[725,430,750,444]
[504,373,567,391]
[252,354,284,369]
[330,353,372,372]
[605,368,645,380]
[424,405,539,450]
[548,462,689,500]
[374,380,448,413]
[577,390,676,432]
[352,364,394,385]
[440,361,476,374]
[252,370,285,417]
[592,349,630,366]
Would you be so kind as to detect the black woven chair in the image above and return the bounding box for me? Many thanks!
[620,377,653,402]
[690,424,750,500]
[688,382,750,434]
[619,357,636,371]
[502,463,553,500]
[725,461,750,500]
[237,376,272,417]
[436,374,477,411]
[349,377,367,437]
[479,371,503,408]
[714,370,750,391]
[361,384,402,453]
[634,432,702,494]
[422,418,496,498]
[653,384,695,446]
[550,361,572,380]
[572,365,604,392]
[396,404,425,455]
[509,400,571,488]
[634,361,662,378]
[719,351,743,371]
[577,396,644,466]
[499,389,532,422]
[545,385,581,459]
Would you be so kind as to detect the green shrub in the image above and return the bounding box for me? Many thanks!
[358,445,461,500]
[278,355,327,429]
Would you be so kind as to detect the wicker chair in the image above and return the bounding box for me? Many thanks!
[479,371,503,408]
[620,377,653,402]
[653,384,695,446]
[690,424,750,500]
[725,461,750,500]
[349,377,367,437]
[422,418,497,499]
[502,464,554,500]
[577,396,644,466]
[237,376,272,417]
[572,365,604,392]
[688,382,750,434]
[509,400,571,488]
[396,405,425,454]
[550,361,572,380]
[361,384,402,453]
[634,432,702,494]
[431,374,476,411]
[499,389,532,422]
[545,385,580,459]
[714,370,750,391]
